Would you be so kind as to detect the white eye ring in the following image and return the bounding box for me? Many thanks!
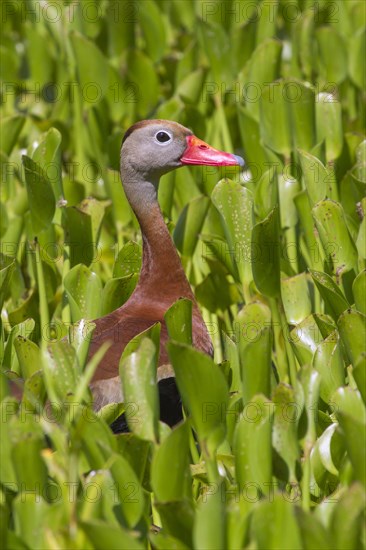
[154,130,173,145]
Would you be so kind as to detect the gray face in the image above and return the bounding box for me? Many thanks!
[121,120,192,180]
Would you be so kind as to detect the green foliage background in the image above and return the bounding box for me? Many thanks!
[1,0,366,548]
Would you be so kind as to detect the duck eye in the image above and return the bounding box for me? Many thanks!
[155,131,171,143]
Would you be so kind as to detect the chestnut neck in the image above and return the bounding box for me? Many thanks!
[121,168,196,307]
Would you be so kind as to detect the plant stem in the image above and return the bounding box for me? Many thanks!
[35,239,49,348]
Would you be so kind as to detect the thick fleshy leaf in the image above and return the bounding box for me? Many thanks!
[164,298,193,346]
[33,127,63,200]
[173,195,210,257]
[260,80,292,158]
[212,180,254,291]
[290,314,325,366]
[42,341,78,403]
[272,383,301,482]
[316,94,343,162]
[70,32,109,107]
[313,331,345,404]
[312,200,358,275]
[167,342,228,453]
[244,39,282,121]
[138,0,167,62]
[13,336,41,379]
[101,274,138,315]
[316,27,347,84]
[0,115,25,156]
[0,254,15,311]
[332,388,366,485]
[151,421,192,502]
[337,309,366,366]
[193,480,225,550]
[120,338,159,441]
[255,167,278,219]
[251,495,302,550]
[236,302,272,402]
[278,174,300,228]
[126,50,159,116]
[81,521,144,549]
[113,241,142,277]
[330,483,366,550]
[251,207,281,297]
[64,264,102,322]
[108,452,146,528]
[298,150,328,205]
[349,27,366,89]
[352,270,366,315]
[289,80,316,151]
[22,156,56,235]
[281,273,312,324]
[310,270,349,320]
[233,394,273,493]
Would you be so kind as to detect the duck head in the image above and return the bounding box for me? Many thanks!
[121,119,244,176]
[120,119,244,210]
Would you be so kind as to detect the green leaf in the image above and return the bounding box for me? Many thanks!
[42,341,78,403]
[260,80,292,158]
[33,127,63,200]
[113,241,142,277]
[316,27,347,84]
[349,27,366,89]
[337,309,366,366]
[290,314,327,366]
[255,167,278,219]
[233,394,273,493]
[332,388,366,485]
[64,264,102,322]
[272,383,301,482]
[101,275,138,315]
[296,507,331,550]
[244,39,282,121]
[251,495,302,550]
[298,149,328,205]
[164,298,192,346]
[126,50,159,117]
[151,421,192,502]
[13,336,41,379]
[316,94,343,162]
[70,32,109,107]
[139,0,167,62]
[312,199,357,275]
[13,495,50,549]
[173,195,210,257]
[22,156,56,235]
[252,207,281,297]
[120,338,160,441]
[68,318,96,369]
[108,452,146,528]
[0,254,15,311]
[313,331,345,404]
[281,273,312,324]
[0,116,25,156]
[237,107,267,180]
[236,302,272,402]
[212,180,254,291]
[310,270,350,320]
[279,174,300,228]
[81,520,144,550]
[167,342,228,453]
[193,480,225,550]
[288,80,316,151]
[330,483,366,550]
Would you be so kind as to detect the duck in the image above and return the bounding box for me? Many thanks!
[88,120,244,425]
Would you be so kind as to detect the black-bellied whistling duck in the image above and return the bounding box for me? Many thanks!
[86,120,244,419]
